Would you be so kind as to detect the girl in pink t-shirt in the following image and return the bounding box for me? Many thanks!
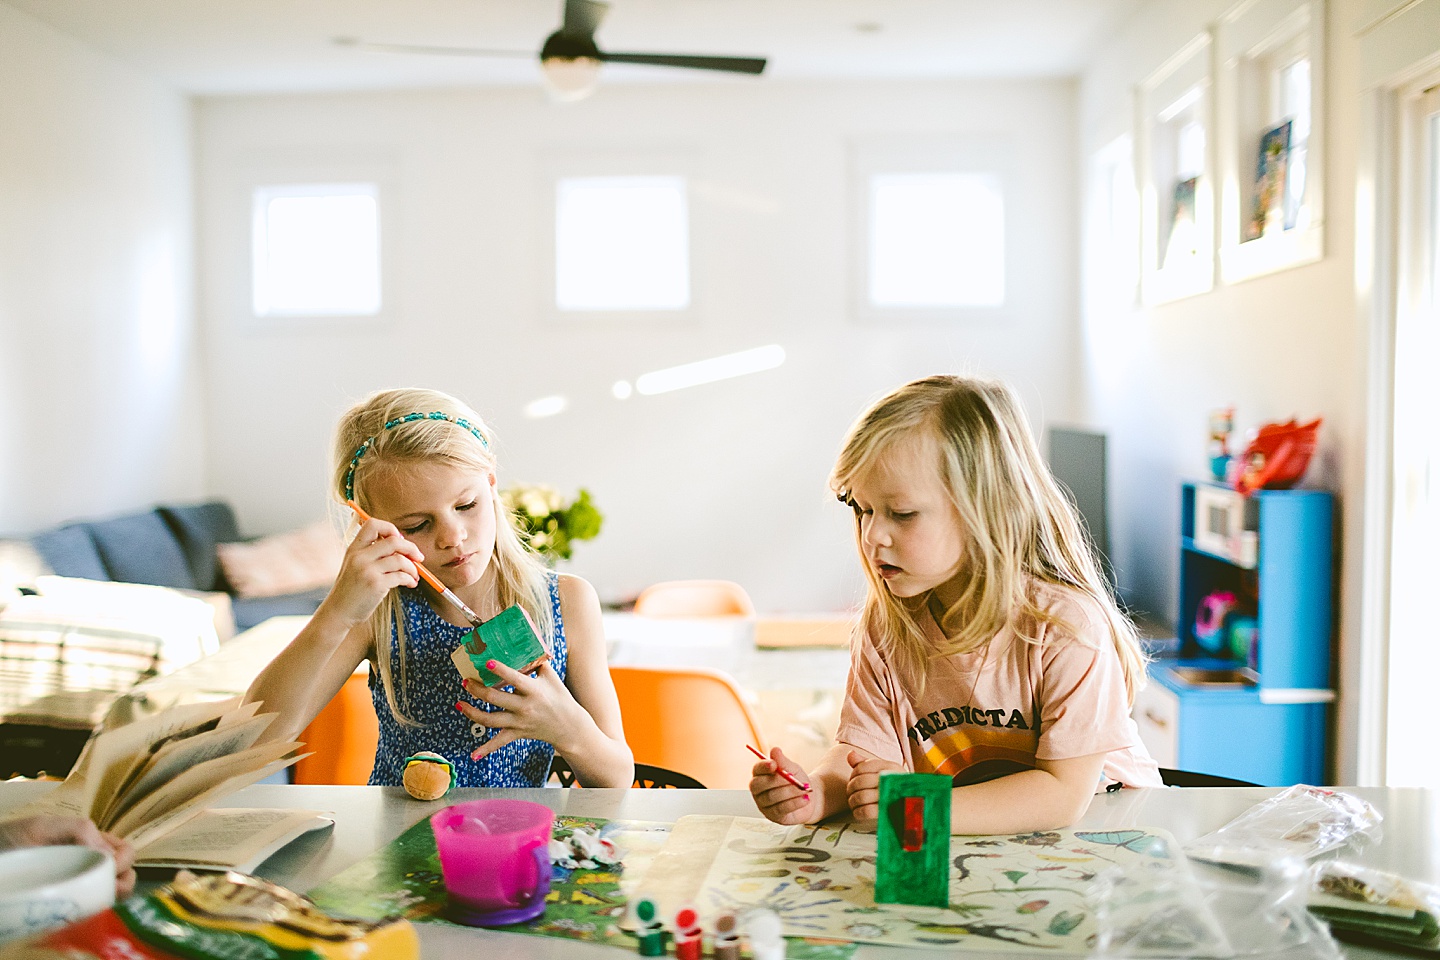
[749,376,1160,833]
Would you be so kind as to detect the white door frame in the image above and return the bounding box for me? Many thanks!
[1356,0,1440,784]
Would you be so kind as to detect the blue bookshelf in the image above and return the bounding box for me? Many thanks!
[1133,482,1333,786]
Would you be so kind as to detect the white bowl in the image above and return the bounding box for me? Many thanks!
[0,845,115,944]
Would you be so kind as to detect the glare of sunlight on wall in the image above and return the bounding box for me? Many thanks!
[634,345,786,395]
[868,173,1004,307]
[524,395,568,418]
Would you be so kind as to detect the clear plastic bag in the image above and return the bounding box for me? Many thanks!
[1309,860,1440,952]
[1089,838,1342,959]
[1183,785,1382,869]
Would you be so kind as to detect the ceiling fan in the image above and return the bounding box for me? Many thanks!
[335,0,767,101]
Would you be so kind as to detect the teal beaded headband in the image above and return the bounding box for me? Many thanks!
[344,411,489,502]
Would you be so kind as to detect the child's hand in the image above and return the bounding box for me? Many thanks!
[749,747,815,825]
[459,660,587,760]
[324,518,423,627]
[845,750,905,824]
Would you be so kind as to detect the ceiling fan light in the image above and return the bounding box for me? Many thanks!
[541,56,601,101]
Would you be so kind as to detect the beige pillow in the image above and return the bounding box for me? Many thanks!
[217,521,342,598]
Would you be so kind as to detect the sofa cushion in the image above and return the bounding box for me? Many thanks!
[30,525,109,582]
[216,521,342,599]
[232,587,330,632]
[159,502,241,592]
[87,511,196,591]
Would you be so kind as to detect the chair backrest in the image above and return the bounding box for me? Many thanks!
[292,672,379,785]
[1158,767,1261,787]
[632,580,756,618]
[548,756,706,789]
[609,665,767,789]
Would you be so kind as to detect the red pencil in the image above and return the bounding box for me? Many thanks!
[746,743,810,792]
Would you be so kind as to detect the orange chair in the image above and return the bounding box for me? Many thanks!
[609,665,768,789]
[292,670,379,785]
[632,580,756,618]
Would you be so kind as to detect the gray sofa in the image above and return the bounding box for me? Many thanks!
[29,500,327,632]
[1,501,326,778]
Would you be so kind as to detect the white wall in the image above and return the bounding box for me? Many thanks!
[0,3,202,533]
[1077,0,1368,780]
[196,78,1081,612]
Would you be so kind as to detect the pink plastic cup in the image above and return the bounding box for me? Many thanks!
[430,798,554,926]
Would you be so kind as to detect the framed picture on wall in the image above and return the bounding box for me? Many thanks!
[1216,0,1325,283]
[1138,31,1215,305]
[1246,121,1291,241]
[1164,176,1199,269]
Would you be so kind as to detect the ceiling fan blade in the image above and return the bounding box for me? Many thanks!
[597,52,767,75]
[561,0,609,39]
[333,37,533,59]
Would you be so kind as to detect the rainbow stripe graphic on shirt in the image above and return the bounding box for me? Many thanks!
[907,707,1041,783]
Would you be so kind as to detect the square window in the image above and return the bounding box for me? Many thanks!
[251,184,380,317]
[555,176,689,312]
[867,172,1005,308]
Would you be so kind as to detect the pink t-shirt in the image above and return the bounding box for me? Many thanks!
[835,583,1162,791]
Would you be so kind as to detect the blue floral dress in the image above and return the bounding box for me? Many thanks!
[367,572,567,787]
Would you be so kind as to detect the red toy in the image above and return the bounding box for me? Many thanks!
[1233,418,1322,496]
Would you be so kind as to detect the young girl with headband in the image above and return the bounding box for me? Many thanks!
[246,387,633,787]
[750,375,1160,832]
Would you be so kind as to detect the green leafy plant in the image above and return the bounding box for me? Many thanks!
[500,484,604,562]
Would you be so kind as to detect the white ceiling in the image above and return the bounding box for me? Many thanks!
[4,0,1143,97]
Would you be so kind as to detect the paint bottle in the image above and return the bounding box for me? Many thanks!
[633,896,667,957]
[713,909,742,960]
[672,904,702,960]
[744,907,784,960]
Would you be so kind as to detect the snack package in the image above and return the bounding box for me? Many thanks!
[1184,785,1382,869]
[2,869,417,959]
[1090,839,1341,959]
[1309,860,1440,952]
[449,605,548,687]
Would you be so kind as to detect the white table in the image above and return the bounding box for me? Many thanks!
[1,782,1432,958]
[602,613,851,692]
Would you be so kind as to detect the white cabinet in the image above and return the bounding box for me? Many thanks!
[1133,681,1180,769]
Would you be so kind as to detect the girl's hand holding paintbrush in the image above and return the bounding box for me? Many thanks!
[320,511,424,629]
[749,745,819,825]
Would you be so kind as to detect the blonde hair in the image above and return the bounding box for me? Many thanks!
[830,376,1147,705]
[334,387,555,727]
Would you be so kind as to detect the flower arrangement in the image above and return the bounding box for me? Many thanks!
[501,484,604,562]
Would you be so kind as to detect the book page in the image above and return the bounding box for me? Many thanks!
[99,712,276,828]
[86,697,242,820]
[135,808,333,872]
[119,752,305,852]
[108,738,301,839]
[6,697,242,824]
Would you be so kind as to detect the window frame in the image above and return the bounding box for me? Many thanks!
[849,136,1015,326]
[541,149,701,327]
[1215,0,1327,284]
[229,156,397,334]
[1138,30,1217,305]
[250,182,383,320]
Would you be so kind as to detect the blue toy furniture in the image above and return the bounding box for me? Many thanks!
[1132,482,1333,786]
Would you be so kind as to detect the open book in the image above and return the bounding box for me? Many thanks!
[9,696,329,871]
